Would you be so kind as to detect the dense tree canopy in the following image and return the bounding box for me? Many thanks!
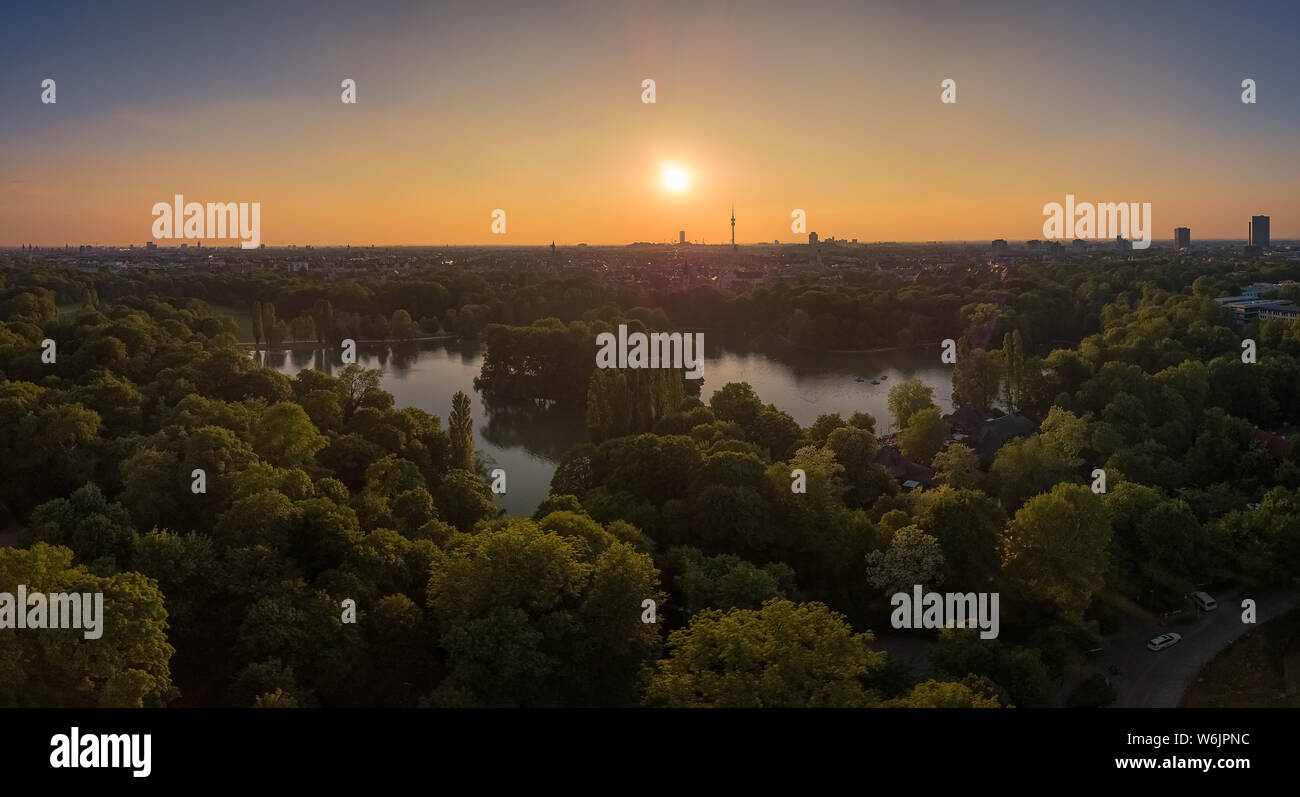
[645,599,885,708]
[2,248,1298,708]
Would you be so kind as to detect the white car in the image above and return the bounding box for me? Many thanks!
[1191,591,1218,611]
[1147,633,1182,652]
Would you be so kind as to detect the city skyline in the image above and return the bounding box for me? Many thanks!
[4,209,1289,250]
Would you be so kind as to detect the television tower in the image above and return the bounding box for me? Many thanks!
[731,205,736,251]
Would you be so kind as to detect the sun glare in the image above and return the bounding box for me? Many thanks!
[662,163,690,192]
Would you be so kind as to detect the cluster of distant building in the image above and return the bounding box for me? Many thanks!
[986,215,1277,255]
[992,238,1069,255]
[1215,279,1300,326]
[673,230,861,246]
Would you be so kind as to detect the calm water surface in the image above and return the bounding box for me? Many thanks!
[261,339,953,516]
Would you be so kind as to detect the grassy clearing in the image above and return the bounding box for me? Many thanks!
[1181,608,1300,707]
[207,303,255,343]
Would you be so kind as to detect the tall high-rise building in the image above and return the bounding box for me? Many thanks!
[1174,227,1190,249]
[1250,216,1270,249]
[730,206,736,251]
[808,232,819,245]
[679,230,685,245]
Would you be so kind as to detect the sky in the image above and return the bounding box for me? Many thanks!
[2,0,1298,246]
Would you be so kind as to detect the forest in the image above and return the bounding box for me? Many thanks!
[1,251,1299,707]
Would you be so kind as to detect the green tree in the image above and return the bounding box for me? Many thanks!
[336,364,384,421]
[425,518,662,706]
[665,547,796,615]
[826,426,880,483]
[989,434,1075,509]
[1039,406,1089,467]
[586,370,616,441]
[806,413,847,446]
[300,389,344,433]
[952,346,1002,410]
[434,469,496,531]
[252,402,327,468]
[390,309,417,340]
[1001,330,1026,412]
[448,391,475,471]
[1003,484,1112,619]
[710,382,764,429]
[312,299,334,343]
[24,483,135,571]
[887,679,1002,708]
[251,300,264,346]
[119,447,183,534]
[750,406,802,460]
[928,627,1056,707]
[848,411,877,433]
[932,443,980,489]
[131,530,224,643]
[865,525,945,594]
[214,489,300,550]
[900,406,947,464]
[646,599,884,707]
[260,302,278,346]
[0,543,176,707]
[72,369,144,434]
[887,378,936,431]
[914,486,1006,587]
[1207,487,1300,587]
[289,314,316,342]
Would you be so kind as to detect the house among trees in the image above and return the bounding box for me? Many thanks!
[944,405,1037,464]
[874,443,934,487]
[1250,427,1293,459]
[945,405,986,438]
[975,414,1036,462]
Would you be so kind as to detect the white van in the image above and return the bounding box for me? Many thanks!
[1191,591,1218,611]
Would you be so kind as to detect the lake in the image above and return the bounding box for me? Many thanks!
[260,338,953,516]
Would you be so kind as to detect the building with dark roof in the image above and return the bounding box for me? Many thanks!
[974,413,1036,462]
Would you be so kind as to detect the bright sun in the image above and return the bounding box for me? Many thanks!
[662,163,690,192]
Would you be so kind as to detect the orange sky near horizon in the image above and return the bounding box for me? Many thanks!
[3,1,1297,246]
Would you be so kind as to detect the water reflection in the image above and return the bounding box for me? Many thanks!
[478,396,587,461]
[261,338,953,515]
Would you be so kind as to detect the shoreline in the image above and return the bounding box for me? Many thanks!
[240,334,460,350]
[771,334,941,354]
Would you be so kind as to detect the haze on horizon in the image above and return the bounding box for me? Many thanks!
[2,0,1298,247]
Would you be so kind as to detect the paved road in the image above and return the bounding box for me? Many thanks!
[876,587,1299,708]
[1101,587,1299,708]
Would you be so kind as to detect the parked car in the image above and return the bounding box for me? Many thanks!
[1147,633,1182,652]
[1190,591,1218,611]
